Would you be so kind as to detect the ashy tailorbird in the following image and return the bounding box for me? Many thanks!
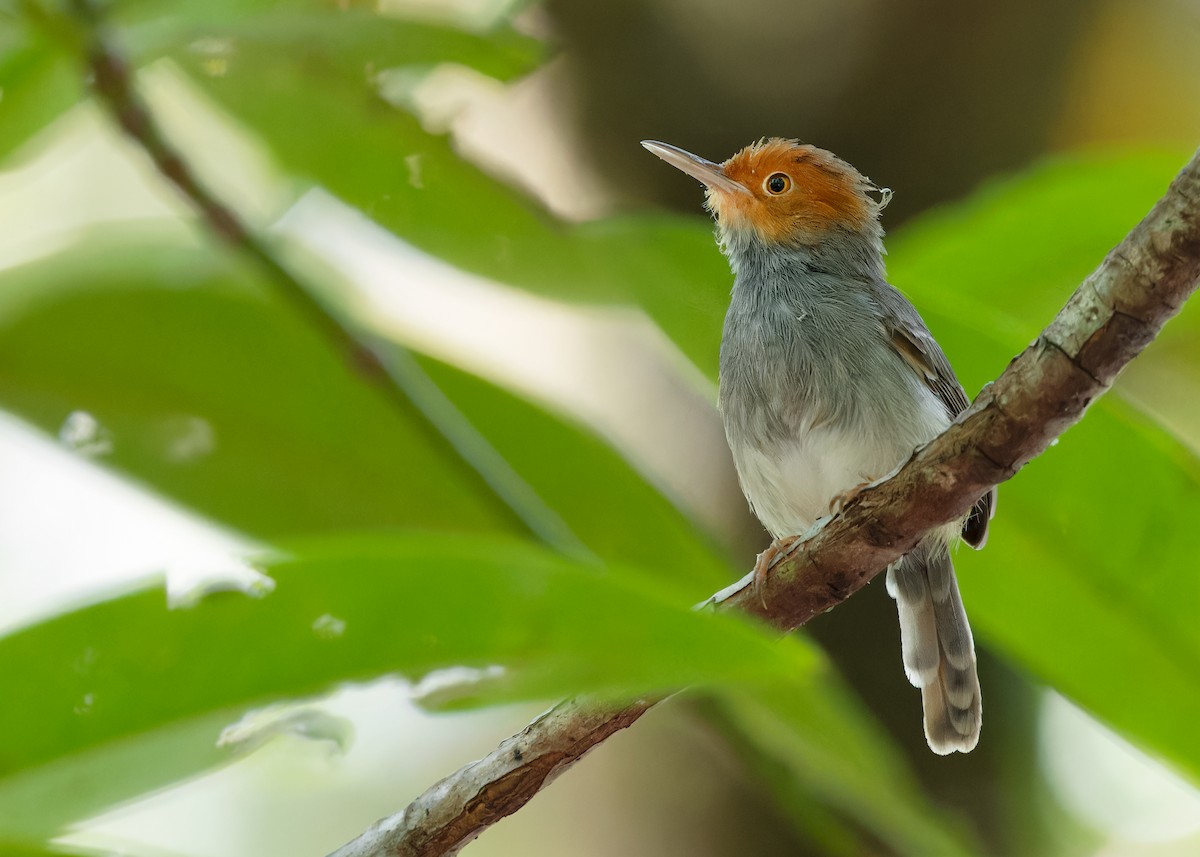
[644,137,994,754]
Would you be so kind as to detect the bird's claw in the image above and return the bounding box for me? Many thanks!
[752,535,803,608]
[828,480,871,516]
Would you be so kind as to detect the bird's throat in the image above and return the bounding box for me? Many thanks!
[720,224,887,288]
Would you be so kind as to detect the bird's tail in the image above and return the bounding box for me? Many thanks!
[885,541,981,754]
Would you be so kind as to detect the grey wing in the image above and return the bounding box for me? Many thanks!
[880,292,996,549]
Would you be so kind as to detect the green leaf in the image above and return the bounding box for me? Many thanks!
[0,533,812,837]
[0,229,733,584]
[415,357,733,590]
[1119,325,1200,455]
[0,844,98,857]
[0,711,232,847]
[0,228,516,539]
[73,8,725,415]
[123,6,541,84]
[0,29,80,164]
[174,31,732,375]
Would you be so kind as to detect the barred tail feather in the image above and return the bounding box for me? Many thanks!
[888,543,982,754]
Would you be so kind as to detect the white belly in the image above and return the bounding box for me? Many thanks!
[731,398,950,539]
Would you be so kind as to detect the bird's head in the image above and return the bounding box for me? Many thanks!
[642,138,890,249]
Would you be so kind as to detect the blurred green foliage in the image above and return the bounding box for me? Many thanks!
[0,229,730,586]
[0,534,819,837]
[0,1,1197,856]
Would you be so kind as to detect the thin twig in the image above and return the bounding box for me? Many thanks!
[328,149,1200,857]
[61,0,592,560]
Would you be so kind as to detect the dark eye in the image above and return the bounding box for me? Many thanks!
[765,173,791,194]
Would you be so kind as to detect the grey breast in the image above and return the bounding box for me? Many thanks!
[718,239,937,452]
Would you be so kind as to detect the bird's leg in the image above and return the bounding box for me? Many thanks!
[753,480,874,606]
[752,535,803,606]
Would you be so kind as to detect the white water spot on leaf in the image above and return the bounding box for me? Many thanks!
[244,575,275,599]
[412,664,507,708]
[217,703,354,756]
[73,647,98,675]
[162,415,216,462]
[188,37,234,78]
[311,613,346,639]
[165,554,274,607]
[74,692,95,716]
[1050,437,1060,447]
[405,153,424,189]
[188,37,235,56]
[201,57,228,77]
[59,411,112,457]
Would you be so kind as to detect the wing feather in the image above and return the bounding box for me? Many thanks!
[884,305,995,549]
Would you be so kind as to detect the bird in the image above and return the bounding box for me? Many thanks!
[642,137,993,754]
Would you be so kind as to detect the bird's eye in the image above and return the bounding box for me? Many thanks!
[765,173,791,194]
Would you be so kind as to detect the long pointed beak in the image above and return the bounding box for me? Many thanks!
[641,140,750,197]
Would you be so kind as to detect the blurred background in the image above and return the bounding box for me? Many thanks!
[2,0,1200,855]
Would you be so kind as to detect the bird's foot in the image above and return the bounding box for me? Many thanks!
[829,481,871,516]
[752,534,803,607]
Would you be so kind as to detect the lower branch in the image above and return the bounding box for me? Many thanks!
[331,148,1200,857]
[333,697,659,857]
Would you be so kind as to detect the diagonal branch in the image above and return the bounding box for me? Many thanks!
[329,149,1200,857]
[57,0,593,560]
